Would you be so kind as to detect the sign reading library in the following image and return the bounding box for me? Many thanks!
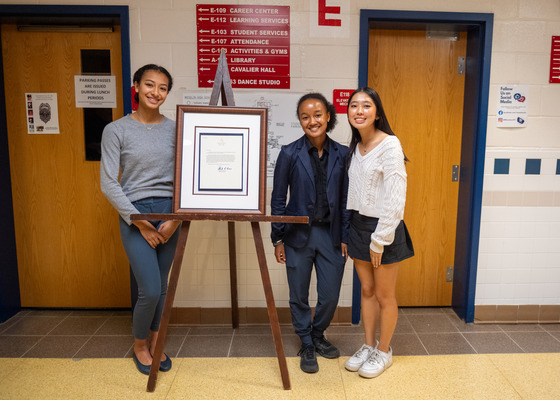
[196,4,290,89]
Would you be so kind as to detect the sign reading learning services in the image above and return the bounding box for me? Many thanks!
[196,4,290,89]
[74,75,117,108]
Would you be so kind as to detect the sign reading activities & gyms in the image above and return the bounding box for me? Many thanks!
[196,4,290,89]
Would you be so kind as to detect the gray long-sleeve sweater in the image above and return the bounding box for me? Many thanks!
[100,115,176,225]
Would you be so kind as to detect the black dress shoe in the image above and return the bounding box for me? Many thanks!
[312,336,340,359]
[297,344,319,373]
[132,352,151,375]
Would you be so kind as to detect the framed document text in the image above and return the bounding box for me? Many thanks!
[174,105,267,214]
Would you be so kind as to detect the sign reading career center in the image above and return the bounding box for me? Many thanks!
[197,4,290,89]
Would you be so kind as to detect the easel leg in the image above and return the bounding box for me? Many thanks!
[250,222,291,390]
[228,221,239,328]
[147,222,191,392]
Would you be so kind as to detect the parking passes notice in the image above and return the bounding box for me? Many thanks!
[197,4,290,89]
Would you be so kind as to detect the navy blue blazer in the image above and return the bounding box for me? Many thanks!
[271,135,350,249]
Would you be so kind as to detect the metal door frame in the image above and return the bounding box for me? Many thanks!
[0,4,131,321]
[352,10,493,323]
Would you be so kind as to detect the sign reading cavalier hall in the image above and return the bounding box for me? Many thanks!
[197,4,290,89]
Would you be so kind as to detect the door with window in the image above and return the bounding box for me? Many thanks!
[369,29,467,305]
[2,23,130,307]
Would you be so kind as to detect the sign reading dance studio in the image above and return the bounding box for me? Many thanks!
[197,4,290,89]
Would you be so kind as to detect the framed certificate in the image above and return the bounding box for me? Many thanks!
[174,105,267,214]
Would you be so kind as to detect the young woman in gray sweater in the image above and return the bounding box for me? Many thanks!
[100,64,179,375]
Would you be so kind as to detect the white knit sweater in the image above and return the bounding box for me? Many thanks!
[347,135,407,253]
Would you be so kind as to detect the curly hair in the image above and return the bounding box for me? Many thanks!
[296,92,337,132]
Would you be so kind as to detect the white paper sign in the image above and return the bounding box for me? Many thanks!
[497,85,528,127]
[26,93,60,134]
[74,75,117,108]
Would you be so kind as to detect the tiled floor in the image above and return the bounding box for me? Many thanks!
[1,307,560,359]
[2,308,560,399]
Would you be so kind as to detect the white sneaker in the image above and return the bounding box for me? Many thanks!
[345,342,377,372]
[358,347,392,378]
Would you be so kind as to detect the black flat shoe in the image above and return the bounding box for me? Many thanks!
[132,352,151,375]
[159,353,172,372]
[150,350,172,372]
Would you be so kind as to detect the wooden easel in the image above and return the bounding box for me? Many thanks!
[132,50,306,392]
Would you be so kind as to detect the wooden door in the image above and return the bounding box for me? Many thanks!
[2,24,130,307]
[368,29,467,306]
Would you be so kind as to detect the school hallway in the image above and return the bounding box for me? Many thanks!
[1,307,559,399]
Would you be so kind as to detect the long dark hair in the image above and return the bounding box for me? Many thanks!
[346,87,407,168]
[132,64,173,103]
[296,92,337,132]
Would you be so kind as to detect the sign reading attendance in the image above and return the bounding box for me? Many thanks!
[196,4,290,89]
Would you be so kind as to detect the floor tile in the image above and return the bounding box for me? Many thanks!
[391,333,429,356]
[74,335,133,358]
[446,312,503,333]
[319,333,365,357]
[167,325,191,336]
[23,336,90,358]
[541,324,560,332]
[188,326,234,336]
[399,307,445,315]
[48,316,106,336]
[177,335,232,357]
[95,316,133,335]
[0,335,42,357]
[2,316,65,335]
[417,333,476,355]
[235,325,276,335]
[69,310,116,317]
[0,358,174,400]
[489,353,560,399]
[394,315,415,333]
[281,333,303,356]
[462,332,524,354]
[325,325,363,335]
[26,310,72,317]
[498,323,545,332]
[507,331,560,353]
[229,335,277,357]
[340,354,521,400]
[407,313,459,333]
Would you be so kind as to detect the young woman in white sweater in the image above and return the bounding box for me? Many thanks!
[344,87,414,378]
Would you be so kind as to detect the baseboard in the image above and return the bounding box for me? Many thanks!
[170,306,353,325]
[474,305,560,324]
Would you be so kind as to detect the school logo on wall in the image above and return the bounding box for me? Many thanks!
[39,103,51,124]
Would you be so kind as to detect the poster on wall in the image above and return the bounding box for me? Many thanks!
[496,85,528,128]
[25,93,60,134]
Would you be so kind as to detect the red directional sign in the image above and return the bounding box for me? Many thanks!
[550,36,560,83]
[197,4,290,89]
